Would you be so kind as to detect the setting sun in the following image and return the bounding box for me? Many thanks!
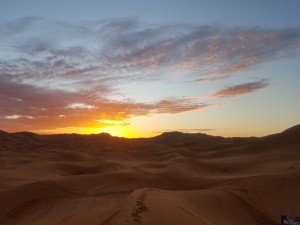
[1,1,300,225]
[0,0,299,138]
[89,125,137,138]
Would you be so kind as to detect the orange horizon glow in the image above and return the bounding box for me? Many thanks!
[32,124,143,138]
[1,16,299,139]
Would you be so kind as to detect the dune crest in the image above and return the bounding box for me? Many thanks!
[0,125,300,225]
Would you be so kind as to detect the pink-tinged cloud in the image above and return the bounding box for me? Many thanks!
[1,18,300,93]
[209,79,269,98]
[206,65,249,76]
[161,128,214,133]
[193,75,231,83]
[0,18,299,132]
[0,77,208,132]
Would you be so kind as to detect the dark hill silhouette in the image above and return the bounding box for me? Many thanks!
[0,125,299,153]
[151,131,228,148]
[244,124,300,154]
[282,124,300,134]
[154,131,222,141]
[0,130,9,136]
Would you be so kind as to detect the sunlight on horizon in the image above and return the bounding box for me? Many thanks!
[33,125,141,138]
[89,125,138,138]
[1,0,299,138]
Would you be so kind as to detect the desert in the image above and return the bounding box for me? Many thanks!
[0,125,300,225]
[1,0,300,224]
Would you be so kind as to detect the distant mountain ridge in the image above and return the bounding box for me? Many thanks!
[282,124,300,133]
[153,131,221,140]
[1,124,300,140]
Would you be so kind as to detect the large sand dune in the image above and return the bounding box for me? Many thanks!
[0,125,300,225]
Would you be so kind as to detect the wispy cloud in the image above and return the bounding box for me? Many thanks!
[151,128,214,135]
[209,79,269,98]
[192,75,231,83]
[168,128,214,133]
[0,76,207,131]
[1,17,299,132]
[1,18,300,90]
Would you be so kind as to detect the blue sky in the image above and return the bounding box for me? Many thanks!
[1,0,299,27]
[0,0,299,137]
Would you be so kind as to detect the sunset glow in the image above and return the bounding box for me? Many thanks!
[97,126,138,138]
[1,2,300,225]
[0,0,299,137]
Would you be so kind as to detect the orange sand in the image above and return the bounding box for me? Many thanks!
[0,125,300,225]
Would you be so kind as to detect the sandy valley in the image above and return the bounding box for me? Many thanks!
[1,125,300,225]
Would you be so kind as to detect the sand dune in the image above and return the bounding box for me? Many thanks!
[0,125,300,224]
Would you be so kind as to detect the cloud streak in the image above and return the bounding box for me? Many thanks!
[209,79,269,98]
[1,18,300,90]
[0,76,207,132]
[0,17,299,132]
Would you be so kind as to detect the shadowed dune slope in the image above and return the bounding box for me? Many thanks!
[0,125,300,225]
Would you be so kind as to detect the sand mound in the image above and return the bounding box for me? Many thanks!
[0,125,300,224]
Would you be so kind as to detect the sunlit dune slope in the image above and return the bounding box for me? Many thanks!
[0,125,300,225]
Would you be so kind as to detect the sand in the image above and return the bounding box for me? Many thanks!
[0,125,300,225]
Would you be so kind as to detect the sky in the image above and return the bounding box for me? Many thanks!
[0,0,300,137]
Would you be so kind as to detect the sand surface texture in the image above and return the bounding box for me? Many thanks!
[1,125,300,225]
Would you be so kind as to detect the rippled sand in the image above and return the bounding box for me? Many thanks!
[0,125,300,225]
